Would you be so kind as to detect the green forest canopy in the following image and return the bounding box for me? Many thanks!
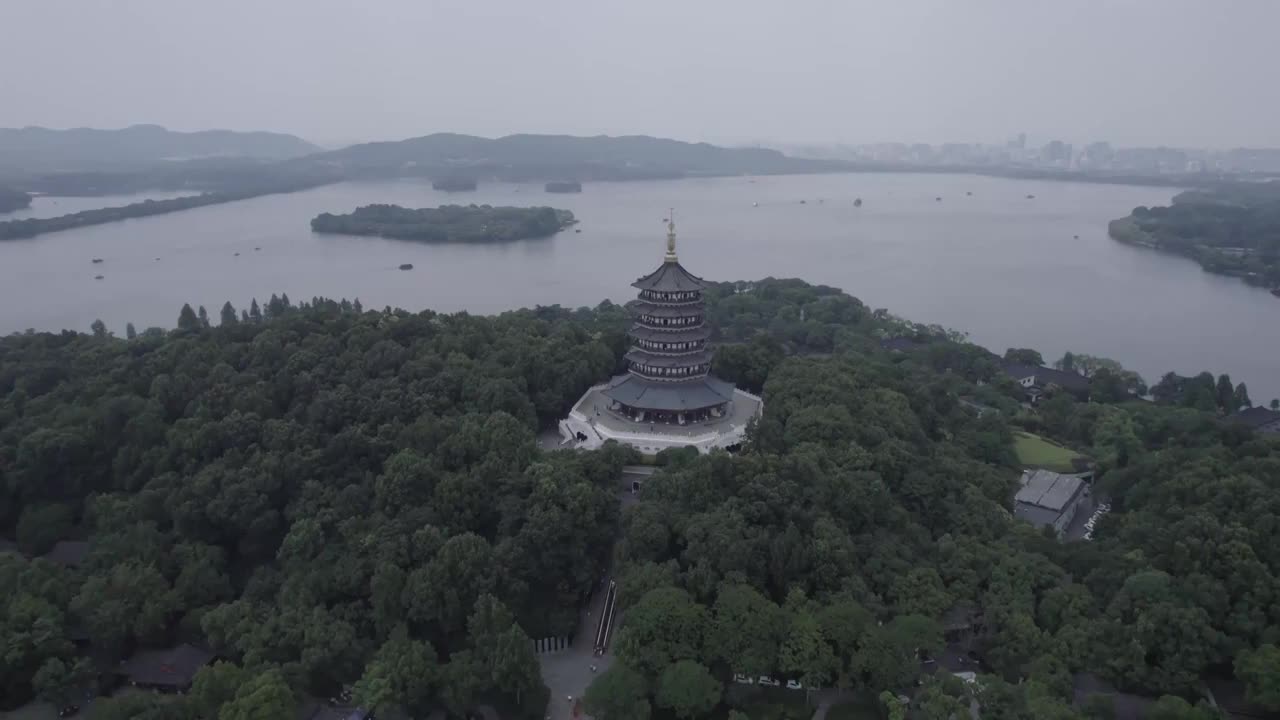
[1116,185,1280,286]
[0,280,1276,720]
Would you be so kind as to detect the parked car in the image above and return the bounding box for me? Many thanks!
[757,676,781,687]
[733,674,755,685]
[785,680,804,690]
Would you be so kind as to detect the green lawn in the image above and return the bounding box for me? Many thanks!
[1014,431,1085,472]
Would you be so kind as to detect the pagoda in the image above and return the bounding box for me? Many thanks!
[558,214,762,454]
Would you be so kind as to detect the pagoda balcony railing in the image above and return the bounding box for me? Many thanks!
[636,297,703,307]
[639,291,703,303]
[636,316,704,329]
[632,343,707,355]
[627,367,711,382]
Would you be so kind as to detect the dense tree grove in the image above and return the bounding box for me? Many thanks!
[0,186,32,214]
[0,294,633,716]
[595,289,1280,719]
[1111,185,1280,287]
[310,204,575,243]
[2,278,1277,719]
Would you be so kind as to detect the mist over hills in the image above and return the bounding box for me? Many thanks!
[301,132,847,180]
[0,124,319,175]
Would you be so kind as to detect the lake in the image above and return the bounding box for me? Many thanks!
[0,173,1276,403]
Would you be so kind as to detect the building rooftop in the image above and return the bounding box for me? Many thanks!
[43,540,90,568]
[120,644,214,688]
[575,383,760,438]
[1229,406,1280,429]
[1016,469,1085,511]
[628,324,711,343]
[631,260,710,293]
[1001,362,1090,391]
[602,373,736,412]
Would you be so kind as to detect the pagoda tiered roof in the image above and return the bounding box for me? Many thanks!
[627,324,711,342]
[624,348,714,368]
[631,261,711,292]
[602,374,736,412]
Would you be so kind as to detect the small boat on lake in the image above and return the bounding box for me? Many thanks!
[1271,288,1280,298]
[853,198,862,207]
[399,263,414,271]
[91,258,103,264]
[94,275,104,280]
[1026,194,1036,199]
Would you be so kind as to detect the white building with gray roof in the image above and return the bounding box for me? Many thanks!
[1014,469,1088,536]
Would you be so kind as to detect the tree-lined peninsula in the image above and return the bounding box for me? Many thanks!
[310,204,575,243]
[1109,184,1280,289]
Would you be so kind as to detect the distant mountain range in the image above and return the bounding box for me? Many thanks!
[296,132,847,181]
[0,128,851,196]
[0,124,319,174]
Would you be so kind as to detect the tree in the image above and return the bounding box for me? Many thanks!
[1216,374,1235,412]
[353,629,438,715]
[1232,382,1252,410]
[249,298,262,322]
[1055,352,1076,373]
[703,584,784,678]
[615,587,708,677]
[890,568,951,618]
[655,660,721,719]
[779,606,838,696]
[191,662,247,718]
[32,656,93,708]
[1236,644,1280,710]
[584,664,651,720]
[90,319,107,338]
[218,669,294,720]
[198,305,211,328]
[1004,348,1044,366]
[1271,398,1279,410]
[125,322,137,339]
[468,595,540,703]
[879,690,907,720]
[220,301,238,326]
[177,303,201,331]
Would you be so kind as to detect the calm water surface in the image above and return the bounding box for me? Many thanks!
[0,174,1276,402]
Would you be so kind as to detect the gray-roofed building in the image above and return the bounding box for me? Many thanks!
[119,644,214,692]
[1002,361,1090,401]
[1014,469,1088,536]
[43,540,90,568]
[560,214,761,454]
[1228,406,1280,434]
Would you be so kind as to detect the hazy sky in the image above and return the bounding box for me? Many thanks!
[4,0,1277,148]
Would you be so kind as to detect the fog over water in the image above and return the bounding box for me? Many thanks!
[1,173,1276,402]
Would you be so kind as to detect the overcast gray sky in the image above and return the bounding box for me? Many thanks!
[3,0,1277,148]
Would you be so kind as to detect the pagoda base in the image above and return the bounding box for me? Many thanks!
[557,382,763,455]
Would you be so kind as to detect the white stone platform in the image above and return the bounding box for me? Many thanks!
[558,383,763,455]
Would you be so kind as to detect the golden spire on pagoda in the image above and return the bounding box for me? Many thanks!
[665,208,678,262]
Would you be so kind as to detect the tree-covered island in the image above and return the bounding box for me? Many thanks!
[310,204,575,243]
[1109,185,1280,290]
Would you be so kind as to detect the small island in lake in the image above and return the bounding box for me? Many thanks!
[431,177,478,192]
[545,181,582,193]
[311,204,576,243]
